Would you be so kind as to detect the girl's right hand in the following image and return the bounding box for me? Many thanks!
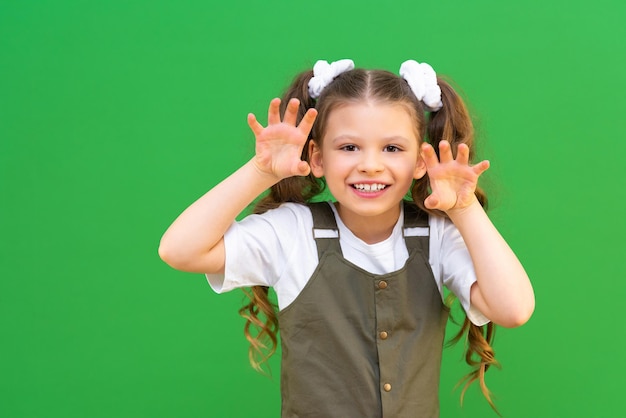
[160,98,317,274]
[247,98,318,180]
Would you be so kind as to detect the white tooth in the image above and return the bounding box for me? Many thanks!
[354,183,386,191]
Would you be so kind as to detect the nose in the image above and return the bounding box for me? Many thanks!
[357,150,384,174]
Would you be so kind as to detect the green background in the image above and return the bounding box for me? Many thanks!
[1,0,625,417]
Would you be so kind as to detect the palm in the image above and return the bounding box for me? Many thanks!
[421,141,489,211]
[248,98,317,180]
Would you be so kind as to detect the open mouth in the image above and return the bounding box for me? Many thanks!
[352,183,388,192]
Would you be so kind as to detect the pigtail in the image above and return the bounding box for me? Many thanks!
[448,316,501,414]
[239,69,323,372]
[239,286,279,373]
[416,78,499,412]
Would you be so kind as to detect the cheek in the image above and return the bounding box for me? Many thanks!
[397,155,425,179]
[319,155,355,181]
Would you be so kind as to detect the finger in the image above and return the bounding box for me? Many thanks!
[298,108,318,135]
[295,160,311,177]
[472,160,490,176]
[283,98,300,126]
[424,194,439,210]
[456,143,470,165]
[438,140,453,163]
[267,98,281,125]
[420,143,440,169]
[247,113,264,136]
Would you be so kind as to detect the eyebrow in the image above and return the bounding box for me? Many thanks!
[331,134,413,143]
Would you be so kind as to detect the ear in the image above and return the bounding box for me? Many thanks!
[308,139,324,178]
[413,154,427,179]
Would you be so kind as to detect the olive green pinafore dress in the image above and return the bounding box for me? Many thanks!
[278,201,449,418]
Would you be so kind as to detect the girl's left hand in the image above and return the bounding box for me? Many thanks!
[420,140,490,212]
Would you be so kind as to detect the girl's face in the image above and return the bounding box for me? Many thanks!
[309,102,426,238]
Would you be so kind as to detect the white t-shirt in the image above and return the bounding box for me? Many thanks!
[207,201,489,326]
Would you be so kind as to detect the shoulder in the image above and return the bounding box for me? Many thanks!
[237,202,315,237]
[427,213,470,262]
[427,212,442,228]
[244,202,313,222]
[428,213,462,240]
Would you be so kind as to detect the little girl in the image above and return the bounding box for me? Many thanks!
[159,59,535,418]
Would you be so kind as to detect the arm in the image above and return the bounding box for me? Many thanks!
[421,140,535,328]
[158,98,317,274]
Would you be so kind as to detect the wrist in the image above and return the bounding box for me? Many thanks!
[445,196,483,223]
[247,158,282,185]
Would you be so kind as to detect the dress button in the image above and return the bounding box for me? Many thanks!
[379,331,388,340]
[383,383,392,392]
[378,280,388,289]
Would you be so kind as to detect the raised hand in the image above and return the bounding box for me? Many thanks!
[247,97,318,180]
[420,140,490,212]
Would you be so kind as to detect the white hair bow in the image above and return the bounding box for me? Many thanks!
[308,59,355,99]
[399,60,443,111]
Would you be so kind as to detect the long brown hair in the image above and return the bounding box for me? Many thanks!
[239,65,500,411]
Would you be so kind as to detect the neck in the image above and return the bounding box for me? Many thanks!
[334,203,401,244]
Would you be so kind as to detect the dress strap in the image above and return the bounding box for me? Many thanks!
[309,201,429,258]
[308,202,342,258]
[402,200,430,258]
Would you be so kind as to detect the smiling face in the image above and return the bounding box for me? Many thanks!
[309,101,426,240]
